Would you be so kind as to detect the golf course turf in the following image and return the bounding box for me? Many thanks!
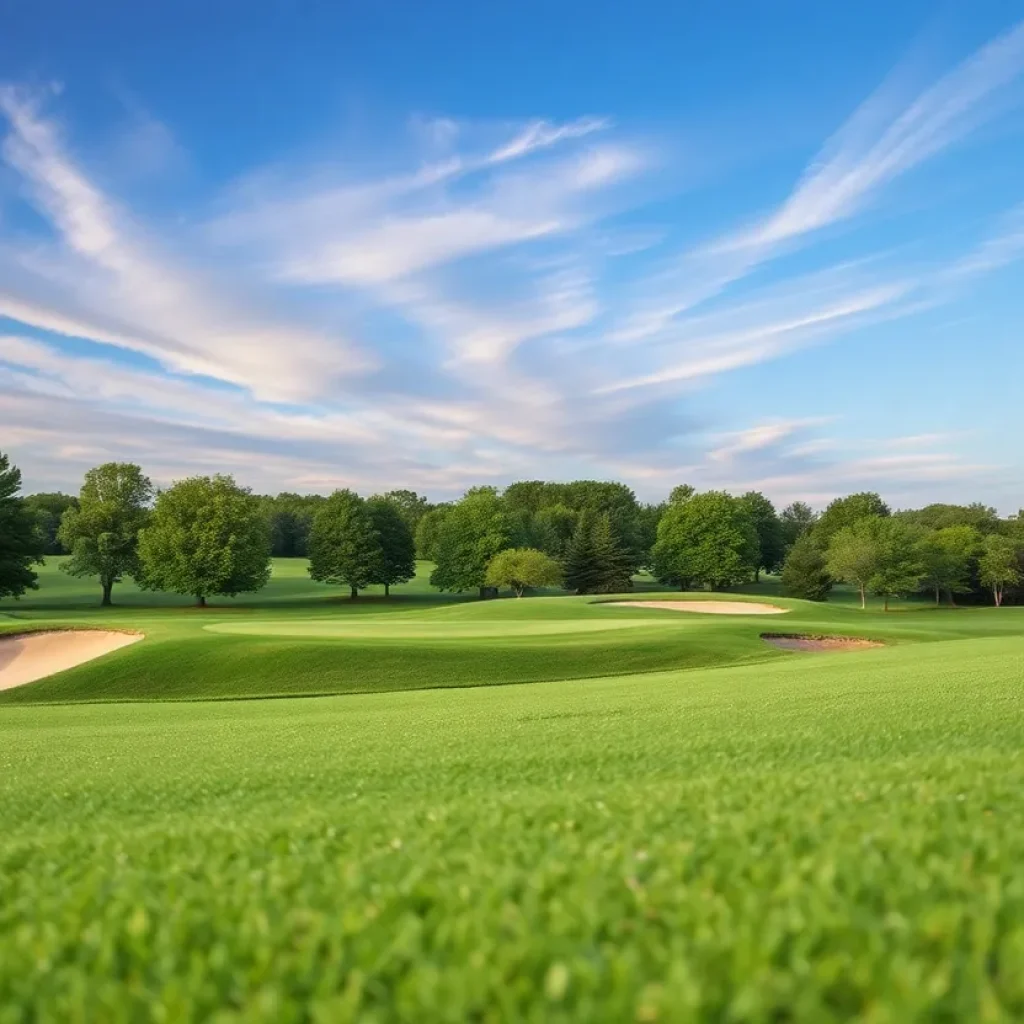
[2,559,1023,1020]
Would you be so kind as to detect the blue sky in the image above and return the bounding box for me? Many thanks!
[2,1,1023,510]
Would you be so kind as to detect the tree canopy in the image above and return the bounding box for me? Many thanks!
[979,535,1022,607]
[780,501,816,550]
[919,525,981,606]
[814,492,890,548]
[380,490,432,537]
[865,518,925,611]
[740,491,784,577]
[430,488,511,596]
[58,462,153,605]
[22,492,78,555]
[260,493,324,557]
[781,533,832,601]
[414,506,451,561]
[308,490,382,598]
[652,491,759,590]
[485,548,562,597]
[826,515,925,610]
[825,519,881,610]
[899,503,1000,535]
[367,496,417,596]
[138,475,271,606]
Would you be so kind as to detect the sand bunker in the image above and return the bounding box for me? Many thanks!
[762,633,883,652]
[605,600,788,615]
[0,630,142,691]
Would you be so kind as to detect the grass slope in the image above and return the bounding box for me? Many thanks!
[3,559,1022,704]
[2,638,1023,1020]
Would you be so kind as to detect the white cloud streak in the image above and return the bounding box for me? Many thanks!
[0,87,371,402]
[612,18,1024,341]
[2,18,1024,509]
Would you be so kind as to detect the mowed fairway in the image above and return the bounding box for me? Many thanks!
[2,561,1024,1020]
[3,559,1021,705]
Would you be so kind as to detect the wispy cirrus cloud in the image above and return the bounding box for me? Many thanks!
[0,86,371,403]
[719,19,1024,256]
[611,17,1024,343]
[2,16,1024,509]
[224,138,644,288]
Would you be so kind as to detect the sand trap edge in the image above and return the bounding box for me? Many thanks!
[0,629,144,692]
[761,633,884,652]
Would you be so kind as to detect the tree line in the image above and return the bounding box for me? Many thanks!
[2,448,1022,607]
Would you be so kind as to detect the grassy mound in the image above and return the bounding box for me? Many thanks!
[3,559,1022,704]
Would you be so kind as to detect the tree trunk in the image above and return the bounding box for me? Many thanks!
[515,585,523,598]
[934,585,940,606]
[859,586,866,610]
[101,581,113,607]
[196,595,206,608]
[947,588,957,608]
[384,582,390,597]
[754,569,760,583]
[884,595,890,612]
[995,585,1002,608]
[350,586,358,599]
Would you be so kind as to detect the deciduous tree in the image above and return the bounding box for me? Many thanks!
[262,493,324,557]
[22,492,78,554]
[531,503,578,558]
[485,548,562,597]
[826,516,924,610]
[651,491,759,591]
[430,488,511,597]
[414,506,451,561]
[58,462,153,606]
[780,501,816,549]
[740,490,784,578]
[825,521,880,609]
[367,496,417,596]
[668,484,696,505]
[380,490,431,537]
[979,534,1021,607]
[780,533,832,601]
[900,502,1000,534]
[814,492,890,548]
[919,525,981,606]
[868,518,925,611]
[138,475,271,606]
[635,502,666,569]
[308,490,382,599]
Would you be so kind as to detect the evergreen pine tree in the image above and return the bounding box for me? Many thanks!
[563,510,633,594]
[0,451,44,600]
[563,509,600,594]
[590,513,634,593]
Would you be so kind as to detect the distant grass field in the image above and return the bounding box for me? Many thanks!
[1,558,1017,704]
[3,557,1024,1019]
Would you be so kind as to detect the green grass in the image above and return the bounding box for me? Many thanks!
[2,558,1024,1019]
[2,559,1019,704]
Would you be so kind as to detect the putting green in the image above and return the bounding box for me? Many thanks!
[203,615,675,639]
